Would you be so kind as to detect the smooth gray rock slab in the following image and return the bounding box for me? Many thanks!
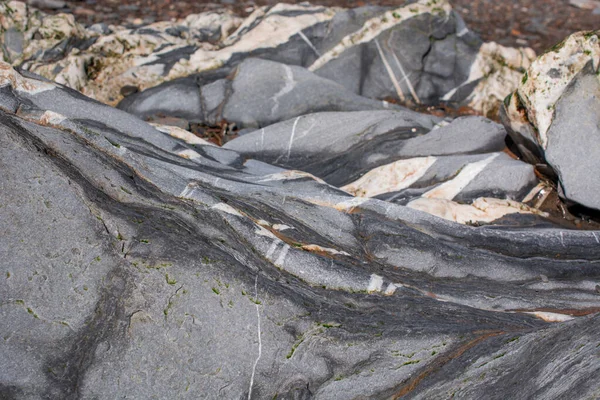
[118,77,203,121]
[221,58,401,129]
[224,113,508,187]
[120,58,402,129]
[545,62,600,210]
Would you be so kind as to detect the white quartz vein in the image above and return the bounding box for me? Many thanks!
[247,275,262,400]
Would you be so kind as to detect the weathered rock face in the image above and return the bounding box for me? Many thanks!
[119,0,535,120]
[502,31,600,211]
[223,111,541,224]
[1,0,534,117]
[118,58,404,129]
[2,56,600,400]
[0,0,243,102]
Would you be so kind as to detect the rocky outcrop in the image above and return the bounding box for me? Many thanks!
[1,52,600,399]
[502,30,600,211]
[118,58,404,129]
[224,111,541,224]
[1,0,534,117]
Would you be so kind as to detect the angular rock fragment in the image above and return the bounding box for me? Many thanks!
[503,30,600,211]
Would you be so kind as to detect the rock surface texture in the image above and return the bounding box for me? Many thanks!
[1,0,534,117]
[503,30,600,211]
[1,3,600,400]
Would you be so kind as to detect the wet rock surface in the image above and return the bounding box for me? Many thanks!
[1,3,600,400]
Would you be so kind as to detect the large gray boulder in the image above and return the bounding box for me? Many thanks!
[224,112,538,210]
[545,62,600,210]
[502,30,600,211]
[118,58,402,129]
[2,60,600,400]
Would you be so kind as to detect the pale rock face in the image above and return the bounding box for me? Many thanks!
[342,156,437,197]
[341,150,539,224]
[174,3,336,77]
[447,42,536,118]
[0,2,91,64]
[511,31,600,149]
[407,197,548,225]
[1,1,242,105]
[149,122,216,147]
[0,61,55,94]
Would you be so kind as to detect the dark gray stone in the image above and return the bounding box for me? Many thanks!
[2,27,24,63]
[314,11,481,105]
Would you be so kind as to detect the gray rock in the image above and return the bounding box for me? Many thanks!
[26,0,66,9]
[224,109,437,183]
[120,58,402,129]
[88,23,112,35]
[2,65,600,400]
[545,62,600,210]
[220,58,402,129]
[118,77,203,122]
[502,31,600,211]
[455,153,538,202]
[311,10,481,105]
[2,28,24,63]
[224,113,508,187]
[367,152,538,205]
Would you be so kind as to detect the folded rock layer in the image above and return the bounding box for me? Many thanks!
[1,50,600,399]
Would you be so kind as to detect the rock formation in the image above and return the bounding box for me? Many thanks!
[1,2,599,399]
[1,0,534,117]
[503,30,600,212]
